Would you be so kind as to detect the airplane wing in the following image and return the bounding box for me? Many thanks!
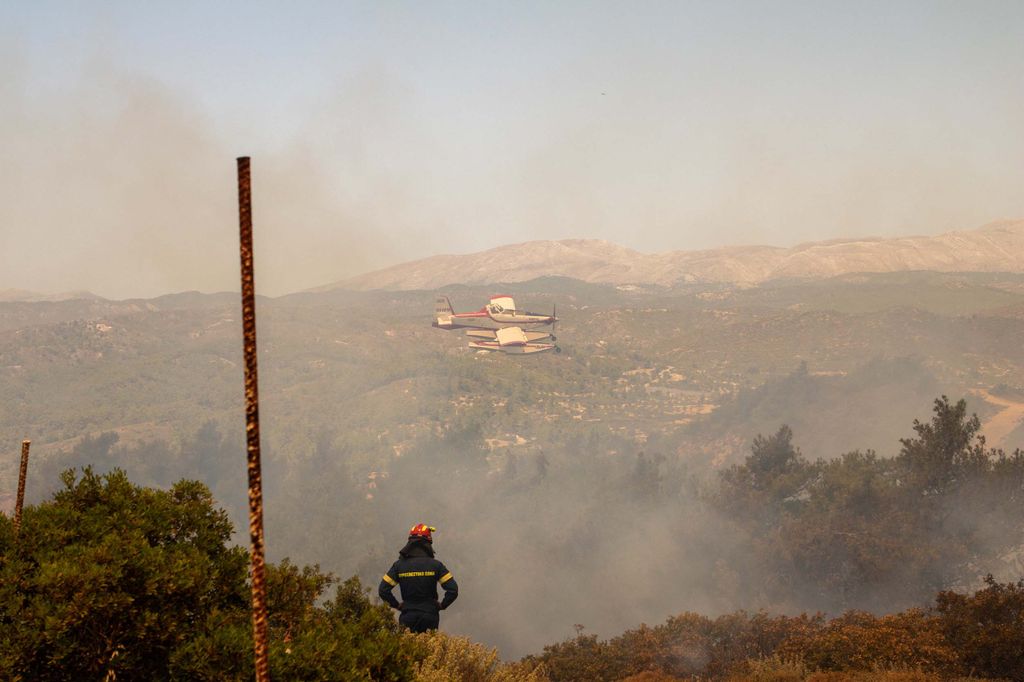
[496,327,529,346]
[434,320,499,331]
[496,327,552,344]
[468,326,558,354]
[468,341,557,354]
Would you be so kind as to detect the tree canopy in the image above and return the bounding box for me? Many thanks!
[0,468,420,681]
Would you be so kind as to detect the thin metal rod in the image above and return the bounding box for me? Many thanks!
[237,156,270,681]
[13,440,30,535]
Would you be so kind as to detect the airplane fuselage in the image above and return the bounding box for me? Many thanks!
[433,308,556,330]
[482,305,555,326]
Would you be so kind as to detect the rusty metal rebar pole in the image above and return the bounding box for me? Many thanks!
[13,440,30,536]
[237,156,270,682]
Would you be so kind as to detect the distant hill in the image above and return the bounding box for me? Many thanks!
[314,219,1024,291]
[0,289,103,302]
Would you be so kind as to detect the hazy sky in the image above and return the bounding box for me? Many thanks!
[2,1,1023,298]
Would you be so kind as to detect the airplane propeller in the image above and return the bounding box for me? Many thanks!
[551,303,562,352]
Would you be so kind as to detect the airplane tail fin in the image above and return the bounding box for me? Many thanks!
[435,296,454,316]
[434,296,456,328]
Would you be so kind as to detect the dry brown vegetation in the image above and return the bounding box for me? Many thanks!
[529,578,1024,680]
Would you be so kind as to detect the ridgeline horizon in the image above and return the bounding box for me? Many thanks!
[7,219,1024,302]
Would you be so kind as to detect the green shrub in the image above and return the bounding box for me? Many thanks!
[0,468,421,681]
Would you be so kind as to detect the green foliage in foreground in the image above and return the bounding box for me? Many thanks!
[0,469,421,681]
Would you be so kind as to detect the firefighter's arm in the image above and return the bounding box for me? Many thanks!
[378,566,401,609]
[437,563,458,610]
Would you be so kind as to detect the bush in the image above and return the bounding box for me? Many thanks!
[777,610,958,675]
[621,672,688,682]
[804,674,945,682]
[0,468,422,681]
[936,575,1024,680]
[534,612,821,681]
[409,631,548,682]
[531,633,626,681]
[0,468,249,680]
[727,655,807,682]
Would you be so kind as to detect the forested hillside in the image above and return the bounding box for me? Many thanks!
[4,397,1023,679]
[5,273,1024,654]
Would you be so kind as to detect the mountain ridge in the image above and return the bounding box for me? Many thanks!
[314,219,1024,291]
[0,289,104,303]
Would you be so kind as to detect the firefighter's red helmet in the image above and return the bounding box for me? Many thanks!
[408,523,436,541]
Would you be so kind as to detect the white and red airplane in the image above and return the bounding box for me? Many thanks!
[433,295,559,354]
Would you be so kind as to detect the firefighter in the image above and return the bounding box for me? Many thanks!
[378,523,459,633]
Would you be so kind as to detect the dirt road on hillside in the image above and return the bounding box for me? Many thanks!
[971,389,1024,448]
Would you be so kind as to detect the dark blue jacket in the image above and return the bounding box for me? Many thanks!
[378,540,458,613]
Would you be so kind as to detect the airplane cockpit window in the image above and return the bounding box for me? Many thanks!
[489,304,504,313]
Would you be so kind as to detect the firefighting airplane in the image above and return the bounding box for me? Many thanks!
[433,295,560,354]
